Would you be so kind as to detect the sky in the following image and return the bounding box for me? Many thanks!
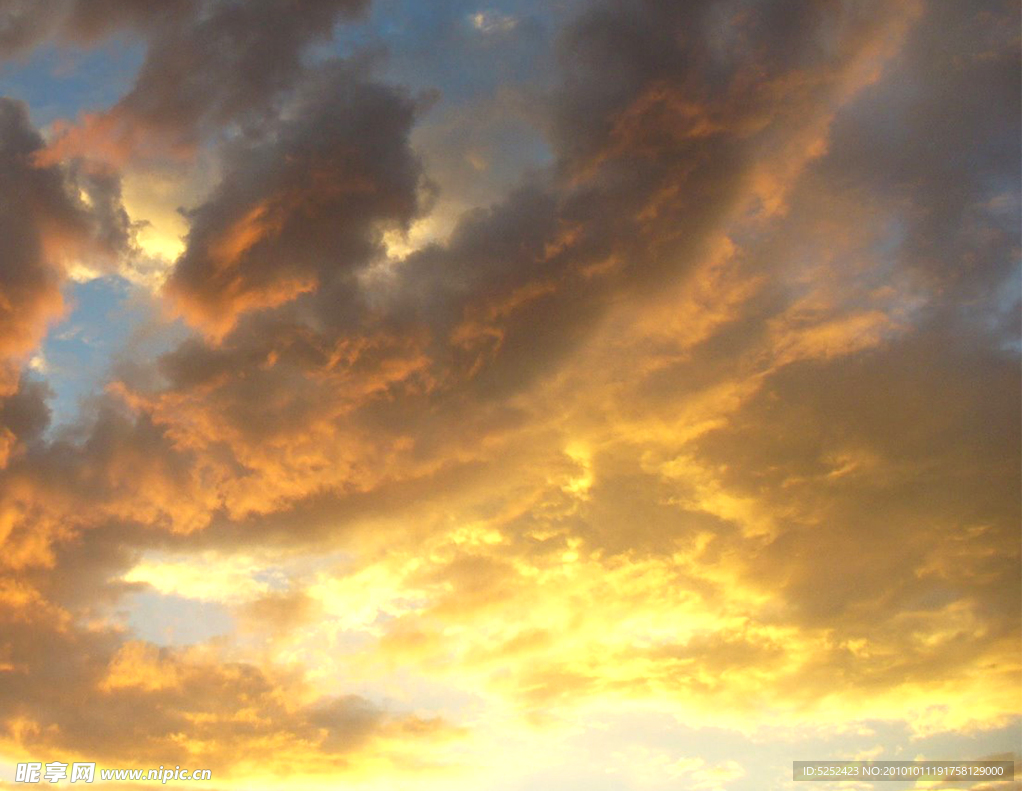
[0,1,1018,790]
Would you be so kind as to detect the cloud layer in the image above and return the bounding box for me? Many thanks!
[0,0,1017,787]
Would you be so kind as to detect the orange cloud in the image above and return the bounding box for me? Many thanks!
[0,1,1017,787]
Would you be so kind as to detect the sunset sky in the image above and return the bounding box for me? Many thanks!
[0,1,1019,789]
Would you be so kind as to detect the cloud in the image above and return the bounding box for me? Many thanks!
[0,0,192,59]
[38,0,370,166]
[164,61,427,336]
[0,612,453,772]
[0,100,132,399]
[0,0,1017,785]
[127,0,1015,742]
[94,0,928,544]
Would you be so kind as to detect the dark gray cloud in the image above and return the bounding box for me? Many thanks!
[0,0,191,58]
[112,0,367,140]
[165,60,427,333]
[39,0,371,164]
